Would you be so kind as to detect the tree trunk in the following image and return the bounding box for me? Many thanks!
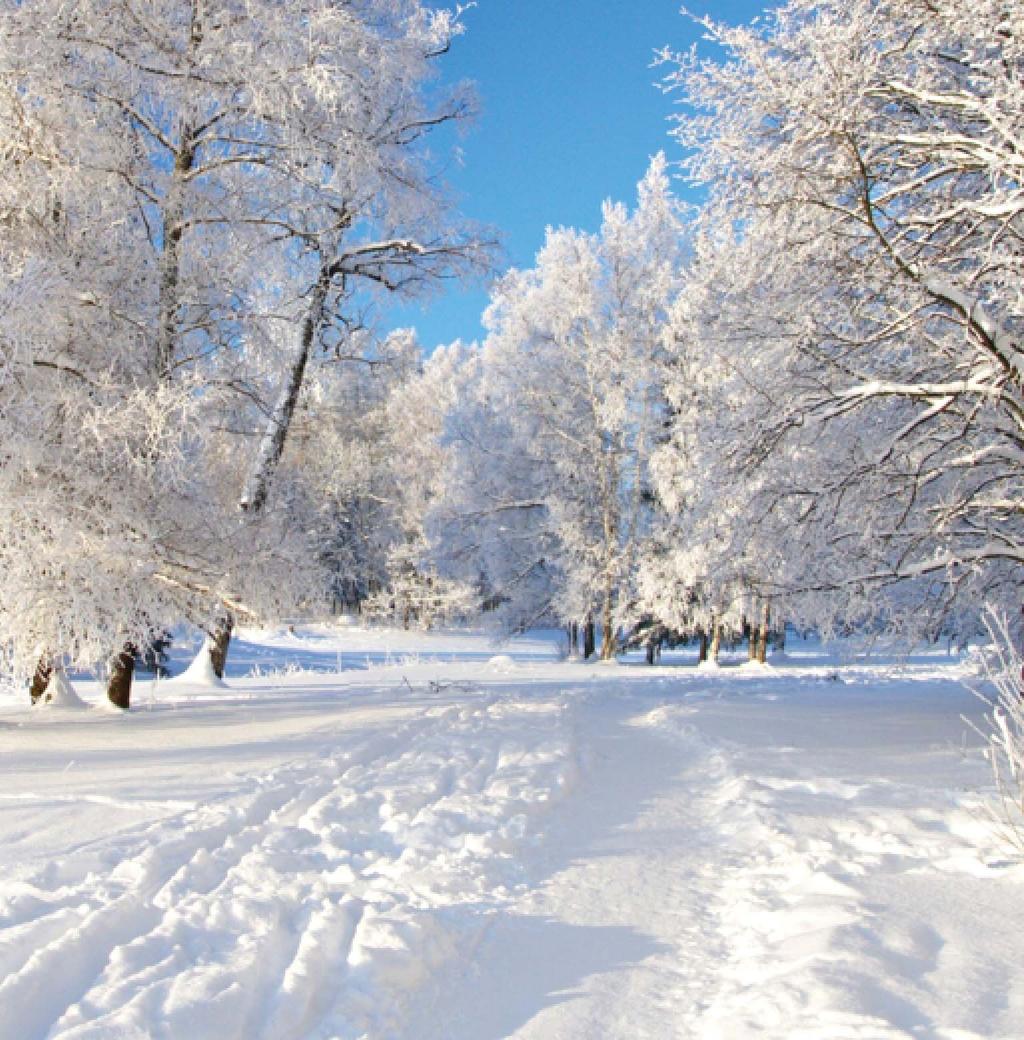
[186,267,333,679]
[698,631,709,664]
[29,656,53,704]
[567,622,579,657]
[153,6,204,380]
[107,645,136,710]
[240,272,330,515]
[600,619,616,660]
[583,617,595,660]
[747,615,758,661]
[710,618,721,663]
[154,136,196,382]
[646,639,656,666]
[600,576,616,660]
[600,628,617,660]
[757,603,771,664]
[209,615,234,679]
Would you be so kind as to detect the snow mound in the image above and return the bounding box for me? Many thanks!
[486,654,516,672]
[629,704,707,745]
[33,669,87,710]
[167,641,227,688]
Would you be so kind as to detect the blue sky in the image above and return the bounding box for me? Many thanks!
[386,0,771,351]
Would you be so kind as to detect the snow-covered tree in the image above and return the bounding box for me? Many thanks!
[368,337,481,627]
[278,327,471,624]
[429,341,564,634]
[434,158,686,656]
[0,0,485,704]
[654,0,1024,636]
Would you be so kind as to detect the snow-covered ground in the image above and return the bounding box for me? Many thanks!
[0,626,1020,1039]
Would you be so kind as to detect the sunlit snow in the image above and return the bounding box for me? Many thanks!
[1,625,1020,1039]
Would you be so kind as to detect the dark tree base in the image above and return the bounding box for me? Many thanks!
[209,615,234,680]
[29,658,53,704]
[107,646,136,710]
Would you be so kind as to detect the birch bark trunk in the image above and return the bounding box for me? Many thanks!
[757,603,770,664]
[600,574,616,660]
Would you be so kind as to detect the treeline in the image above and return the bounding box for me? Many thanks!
[416,0,1024,659]
[2,0,1021,704]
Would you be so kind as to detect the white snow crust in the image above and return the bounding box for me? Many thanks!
[0,628,1020,1038]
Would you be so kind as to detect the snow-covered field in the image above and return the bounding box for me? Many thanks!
[0,626,1020,1039]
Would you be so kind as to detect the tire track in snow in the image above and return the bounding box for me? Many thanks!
[0,707,444,1040]
[0,692,578,1040]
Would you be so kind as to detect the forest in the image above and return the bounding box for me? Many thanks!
[0,0,1020,703]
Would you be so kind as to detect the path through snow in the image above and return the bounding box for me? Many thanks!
[0,629,1021,1038]
[411,691,731,1038]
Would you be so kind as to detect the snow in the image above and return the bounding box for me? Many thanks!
[32,668,87,710]
[167,640,227,689]
[0,626,1021,1039]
